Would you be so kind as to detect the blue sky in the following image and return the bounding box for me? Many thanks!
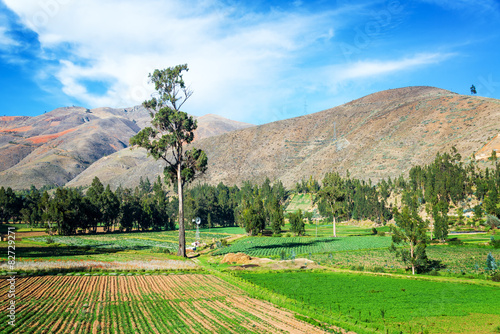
[0,0,499,124]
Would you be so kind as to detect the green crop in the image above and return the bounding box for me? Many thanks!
[214,236,392,257]
[239,271,500,334]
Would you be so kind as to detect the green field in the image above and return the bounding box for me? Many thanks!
[238,271,500,334]
[295,222,391,237]
[214,235,392,258]
[26,230,232,252]
[285,193,316,213]
[310,245,500,276]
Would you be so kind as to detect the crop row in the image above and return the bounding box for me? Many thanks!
[0,274,326,333]
[27,230,231,252]
[214,236,392,257]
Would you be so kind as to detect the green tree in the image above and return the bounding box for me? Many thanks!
[20,186,42,227]
[101,185,120,232]
[269,196,285,235]
[486,252,497,271]
[432,200,449,242]
[470,84,477,95]
[240,198,266,236]
[289,209,305,236]
[489,150,498,163]
[317,172,345,237]
[86,177,104,233]
[130,64,208,257]
[50,188,85,236]
[390,206,430,275]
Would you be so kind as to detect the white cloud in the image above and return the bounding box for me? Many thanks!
[0,26,19,48]
[417,0,499,12]
[337,53,453,81]
[3,0,341,122]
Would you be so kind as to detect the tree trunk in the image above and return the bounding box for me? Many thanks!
[333,216,337,237]
[410,242,415,275]
[177,165,186,257]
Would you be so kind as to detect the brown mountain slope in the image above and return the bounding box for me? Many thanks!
[0,106,253,190]
[68,86,500,190]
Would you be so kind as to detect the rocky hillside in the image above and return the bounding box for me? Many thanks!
[0,106,253,189]
[68,86,500,190]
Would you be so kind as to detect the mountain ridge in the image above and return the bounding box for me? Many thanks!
[68,86,500,190]
[0,105,254,189]
[1,86,499,190]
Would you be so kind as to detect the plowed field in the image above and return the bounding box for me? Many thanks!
[0,274,324,333]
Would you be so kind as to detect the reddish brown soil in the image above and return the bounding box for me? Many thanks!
[27,128,77,144]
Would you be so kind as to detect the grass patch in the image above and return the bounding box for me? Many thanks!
[238,271,500,333]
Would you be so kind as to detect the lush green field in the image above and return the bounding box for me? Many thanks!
[0,223,45,233]
[196,226,245,234]
[214,235,392,258]
[26,230,231,252]
[449,232,493,244]
[239,271,500,334]
[295,223,391,237]
[310,245,500,276]
[285,193,316,213]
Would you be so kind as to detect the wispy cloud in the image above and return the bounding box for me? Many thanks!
[1,0,494,123]
[417,0,499,13]
[337,53,454,81]
[3,0,343,122]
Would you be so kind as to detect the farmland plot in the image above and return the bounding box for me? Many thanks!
[214,236,392,257]
[27,230,233,252]
[0,274,326,333]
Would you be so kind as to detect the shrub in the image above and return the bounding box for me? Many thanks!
[486,252,497,271]
[492,272,500,282]
[428,269,440,276]
[447,238,464,246]
[46,237,55,244]
[272,233,282,237]
[490,237,500,249]
[371,227,378,235]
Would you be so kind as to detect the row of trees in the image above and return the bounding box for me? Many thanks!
[388,148,500,274]
[0,177,177,235]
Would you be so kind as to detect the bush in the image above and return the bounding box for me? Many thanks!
[371,227,378,235]
[490,237,500,249]
[377,232,386,237]
[46,237,55,244]
[150,246,171,254]
[272,233,282,237]
[428,269,440,276]
[492,272,500,282]
[486,252,497,271]
[447,238,464,246]
[285,233,291,237]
